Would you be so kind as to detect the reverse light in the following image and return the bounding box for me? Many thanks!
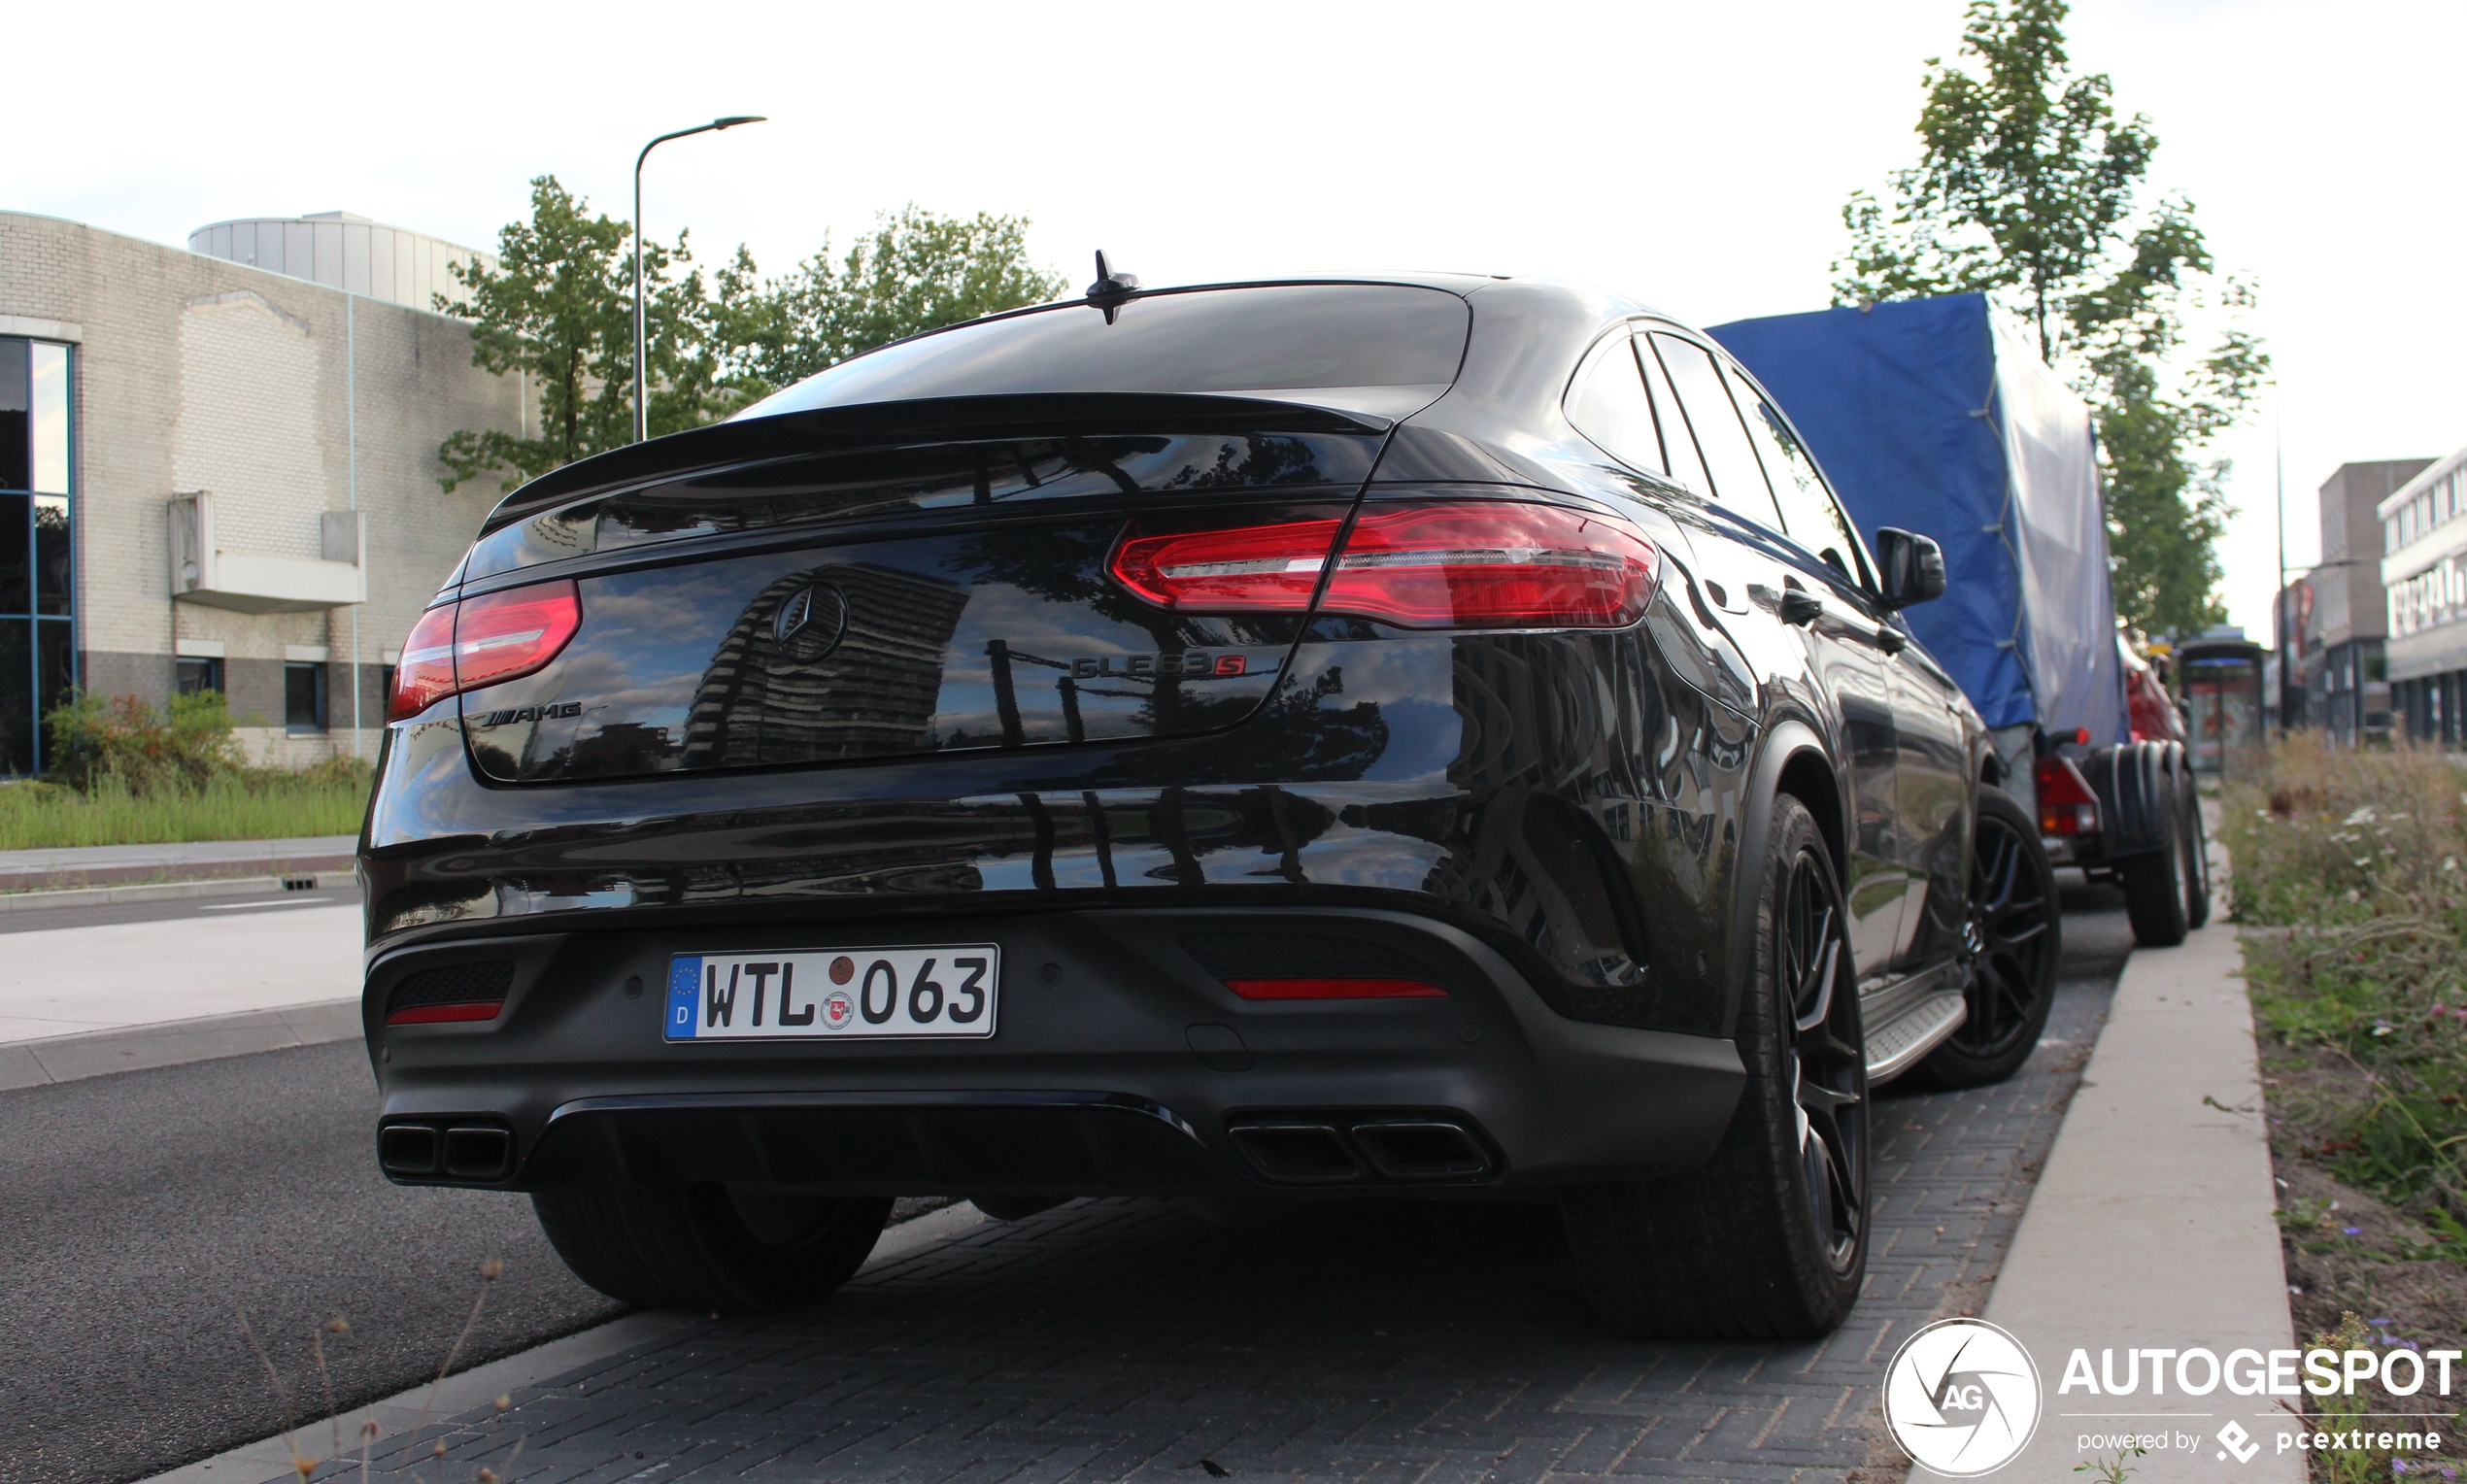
[389,579,583,721]
[1110,501,1659,629]
[2034,755,2102,835]
[1225,977,1449,1000]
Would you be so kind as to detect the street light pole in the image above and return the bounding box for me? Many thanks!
[634,115,766,443]
[2275,390,2287,734]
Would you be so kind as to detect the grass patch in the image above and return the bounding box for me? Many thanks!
[2226,734,2467,1215]
[0,768,370,851]
[0,688,376,851]
[2224,732,2467,1479]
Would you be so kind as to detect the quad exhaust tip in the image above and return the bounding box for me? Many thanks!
[380,1120,515,1182]
[1228,1115,1495,1185]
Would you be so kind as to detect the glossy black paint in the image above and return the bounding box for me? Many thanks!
[360,273,1988,1197]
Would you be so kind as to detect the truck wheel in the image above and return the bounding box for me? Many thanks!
[1560,794,1867,1339]
[2176,749,2212,928]
[2120,764,2191,947]
[1911,788,2060,1089]
[531,1186,892,1312]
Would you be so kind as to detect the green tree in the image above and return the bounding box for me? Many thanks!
[434,176,728,492]
[1833,0,2266,637]
[438,195,1065,493]
[733,205,1067,391]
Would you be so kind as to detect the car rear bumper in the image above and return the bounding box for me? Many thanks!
[366,905,1743,1197]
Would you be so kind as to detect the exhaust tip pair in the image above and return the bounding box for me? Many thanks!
[1228,1116,1496,1186]
[380,1120,514,1182]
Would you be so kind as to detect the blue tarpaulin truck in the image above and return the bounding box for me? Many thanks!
[1712,292,2209,945]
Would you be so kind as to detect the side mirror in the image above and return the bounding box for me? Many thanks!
[1874,526,1946,610]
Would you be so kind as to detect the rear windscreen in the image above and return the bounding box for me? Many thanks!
[740,284,1470,418]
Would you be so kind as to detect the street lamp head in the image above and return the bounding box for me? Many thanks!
[713,116,767,129]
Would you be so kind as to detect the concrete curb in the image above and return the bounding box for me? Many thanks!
[1957,918,2300,1482]
[0,869,355,913]
[0,855,355,894]
[0,997,362,1092]
[133,1201,993,1484]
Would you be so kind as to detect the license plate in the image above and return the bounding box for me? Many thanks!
[663,946,998,1041]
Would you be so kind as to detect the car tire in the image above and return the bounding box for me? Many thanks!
[2177,749,2212,929]
[531,1186,893,1313]
[1909,788,2060,1090]
[1559,793,1868,1340]
[2120,762,2191,947]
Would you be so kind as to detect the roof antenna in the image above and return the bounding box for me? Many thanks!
[1085,250,1140,323]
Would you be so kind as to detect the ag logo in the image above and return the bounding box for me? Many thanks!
[1883,1318,2042,1476]
[774,583,850,661]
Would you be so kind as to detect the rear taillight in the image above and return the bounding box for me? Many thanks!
[1109,501,1658,629]
[391,604,458,719]
[389,580,582,721]
[2034,756,2101,835]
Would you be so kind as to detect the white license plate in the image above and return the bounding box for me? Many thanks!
[663,946,998,1041]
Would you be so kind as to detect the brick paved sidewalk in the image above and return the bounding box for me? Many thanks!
[287,896,2134,1484]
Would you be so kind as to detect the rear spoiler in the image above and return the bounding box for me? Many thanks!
[480,392,1396,534]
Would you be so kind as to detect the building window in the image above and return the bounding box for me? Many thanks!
[176,658,224,696]
[0,337,72,776]
[285,662,327,734]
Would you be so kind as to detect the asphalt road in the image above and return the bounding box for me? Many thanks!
[0,1039,621,1484]
[0,883,361,937]
[0,878,2139,1484]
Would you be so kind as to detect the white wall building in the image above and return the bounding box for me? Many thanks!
[0,208,527,768]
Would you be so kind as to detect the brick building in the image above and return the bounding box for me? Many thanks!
[0,208,525,769]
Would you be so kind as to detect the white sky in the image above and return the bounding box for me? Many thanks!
[12,0,2462,643]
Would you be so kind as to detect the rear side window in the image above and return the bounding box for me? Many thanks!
[1727,365,1872,587]
[1635,337,1713,498]
[745,285,1471,416]
[1565,333,1665,474]
[1646,333,1784,531]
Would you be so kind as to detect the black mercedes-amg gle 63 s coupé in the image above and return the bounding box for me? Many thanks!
[361,269,2061,1339]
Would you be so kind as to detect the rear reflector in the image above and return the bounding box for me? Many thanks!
[1110,501,1657,629]
[385,1001,504,1026]
[2034,755,2102,835]
[389,580,582,721]
[1225,977,1448,1000]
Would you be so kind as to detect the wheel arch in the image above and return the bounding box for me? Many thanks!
[1723,720,1844,1039]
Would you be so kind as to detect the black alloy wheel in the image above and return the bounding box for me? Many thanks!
[1559,794,1868,1339]
[1915,788,2061,1089]
[1781,838,1868,1269]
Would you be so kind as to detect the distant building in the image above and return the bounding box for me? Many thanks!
[0,208,527,769]
[2382,445,2467,744]
[2287,459,2432,745]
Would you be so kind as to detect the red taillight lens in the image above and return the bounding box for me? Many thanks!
[390,603,459,720]
[453,581,583,691]
[1225,977,1449,1000]
[1327,503,1658,627]
[388,580,582,722]
[1110,517,1345,613]
[1108,501,1658,629]
[2034,756,2102,835]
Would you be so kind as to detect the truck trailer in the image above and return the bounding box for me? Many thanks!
[1712,292,2210,946]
